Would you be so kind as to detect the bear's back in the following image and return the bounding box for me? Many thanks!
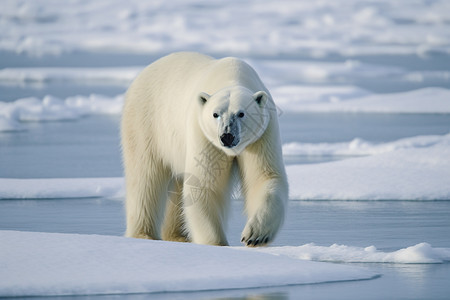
[128,52,265,105]
[122,52,269,173]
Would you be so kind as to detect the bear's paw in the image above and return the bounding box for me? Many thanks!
[240,212,281,247]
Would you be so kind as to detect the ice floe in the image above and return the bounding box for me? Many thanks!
[287,143,450,200]
[0,230,378,297]
[0,177,123,200]
[1,230,448,297]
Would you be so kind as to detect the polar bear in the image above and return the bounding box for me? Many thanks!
[121,52,288,247]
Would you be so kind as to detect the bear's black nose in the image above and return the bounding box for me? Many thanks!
[220,133,235,147]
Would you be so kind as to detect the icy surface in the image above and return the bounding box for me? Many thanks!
[1,132,449,200]
[0,230,377,297]
[1,0,449,57]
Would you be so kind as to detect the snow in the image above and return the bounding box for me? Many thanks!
[256,243,450,264]
[0,230,378,297]
[1,0,449,58]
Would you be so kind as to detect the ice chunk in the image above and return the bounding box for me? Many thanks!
[256,243,450,264]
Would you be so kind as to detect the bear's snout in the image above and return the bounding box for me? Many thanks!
[220,133,235,148]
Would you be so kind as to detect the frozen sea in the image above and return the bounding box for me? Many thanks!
[1,0,450,299]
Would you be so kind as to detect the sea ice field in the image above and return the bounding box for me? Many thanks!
[1,0,450,299]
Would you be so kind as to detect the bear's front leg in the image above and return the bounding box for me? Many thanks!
[183,186,229,246]
[182,143,233,246]
[238,142,288,247]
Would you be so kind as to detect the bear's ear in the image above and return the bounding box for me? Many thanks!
[198,92,210,106]
[253,91,268,107]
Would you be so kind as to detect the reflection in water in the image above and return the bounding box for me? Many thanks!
[23,288,288,300]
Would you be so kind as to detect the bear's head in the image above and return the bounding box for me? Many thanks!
[198,86,270,156]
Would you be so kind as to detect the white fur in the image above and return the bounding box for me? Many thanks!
[121,52,288,246]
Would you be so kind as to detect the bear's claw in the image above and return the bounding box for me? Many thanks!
[241,231,272,247]
[241,235,271,247]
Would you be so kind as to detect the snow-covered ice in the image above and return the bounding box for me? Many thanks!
[0,177,123,200]
[0,230,378,297]
[287,142,450,200]
[1,0,449,58]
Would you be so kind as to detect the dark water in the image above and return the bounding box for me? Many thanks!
[0,115,122,178]
[2,198,450,249]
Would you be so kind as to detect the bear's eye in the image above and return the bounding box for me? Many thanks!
[213,113,219,118]
[238,112,245,118]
